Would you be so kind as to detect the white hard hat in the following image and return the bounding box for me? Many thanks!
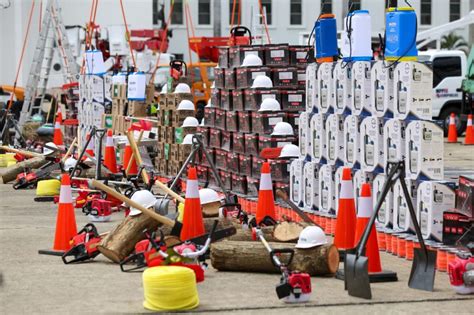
[130,190,156,216]
[43,142,57,155]
[241,54,263,67]
[199,188,221,205]
[182,117,199,128]
[177,100,195,111]
[271,122,294,136]
[182,134,194,145]
[160,84,168,94]
[279,144,300,158]
[174,83,191,94]
[258,98,281,112]
[251,75,273,88]
[64,157,78,171]
[295,226,327,249]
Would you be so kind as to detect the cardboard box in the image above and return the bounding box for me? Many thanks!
[221,131,233,152]
[317,62,335,114]
[405,120,444,180]
[258,135,297,151]
[343,115,361,169]
[303,162,320,212]
[384,119,406,168]
[351,61,373,116]
[238,111,252,133]
[305,63,318,113]
[233,132,245,154]
[214,108,227,130]
[225,111,238,132]
[204,106,216,127]
[163,110,173,126]
[310,113,327,163]
[158,160,168,175]
[244,88,280,111]
[296,66,306,86]
[232,174,247,194]
[218,47,229,68]
[220,89,232,110]
[165,126,175,143]
[393,179,419,232]
[360,116,384,173]
[197,165,209,184]
[128,100,147,117]
[215,149,227,170]
[209,129,222,148]
[214,67,225,89]
[102,114,114,129]
[456,176,474,218]
[211,88,220,107]
[272,67,297,88]
[290,158,305,207]
[393,61,433,120]
[226,152,240,173]
[197,126,210,147]
[173,93,193,110]
[442,211,474,245]
[173,109,194,127]
[224,68,236,90]
[298,112,311,159]
[247,177,260,197]
[417,181,456,242]
[235,66,271,89]
[269,159,291,183]
[232,89,245,111]
[371,60,394,118]
[325,114,344,166]
[280,89,305,112]
[251,111,284,135]
[179,143,192,162]
[229,45,265,68]
[244,133,259,156]
[333,61,352,115]
[156,142,164,159]
[239,154,252,176]
[264,44,290,66]
[158,94,167,110]
[289,45,314,65]
[251,156,265,179]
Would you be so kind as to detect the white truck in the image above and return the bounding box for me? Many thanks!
[419,50,467,135]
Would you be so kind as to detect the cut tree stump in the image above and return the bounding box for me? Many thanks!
[98,212,160,263]
[273,221,311,242]
[0,156,47,184]
[211,241,339,276]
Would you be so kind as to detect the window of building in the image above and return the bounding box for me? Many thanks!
[420,0,432,25]
[290,0,302,25]
[432,56,462,87]
[322,0,332,14]
[229,0,240,24]
[450,0,461,21]
[260,0,272,25]
[153,0,159,25]
[198,0,211,25]
[351,0,361,11]
[171,0,184,25]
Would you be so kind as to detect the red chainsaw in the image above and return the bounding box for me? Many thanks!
[255,228,311,303]
[62,224,102,264]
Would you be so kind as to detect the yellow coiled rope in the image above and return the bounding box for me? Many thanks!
[36,179,61,196]
[143,266,199,311]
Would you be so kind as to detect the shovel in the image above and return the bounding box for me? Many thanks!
[345,160,436,299]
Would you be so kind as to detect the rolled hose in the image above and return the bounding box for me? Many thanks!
[142,266,199,311]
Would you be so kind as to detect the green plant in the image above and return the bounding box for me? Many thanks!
[441,32,469,51]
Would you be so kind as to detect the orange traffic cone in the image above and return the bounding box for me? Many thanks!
[464,114,474,145]
[180,167,205,241]
[447,113,458,143]
[53,173,78,251]
[53,115,63,146]
[56,106,63,123]
[334,167,356,250]
[104,129,118,173]
[123,141,138,175]
[256,162,276,225]
[355,183,382,273]
[85,132,95,158]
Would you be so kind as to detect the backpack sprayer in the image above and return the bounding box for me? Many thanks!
[255,228,311,303]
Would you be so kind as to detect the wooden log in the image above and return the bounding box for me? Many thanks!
[0,146,42,158]
[211,241,339,276]
[227,225,280,242]
[273,221,311,242]
[0,156,47,184]
[98,212,160,263]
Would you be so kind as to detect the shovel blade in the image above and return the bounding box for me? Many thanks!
[408,248,437,292]
[345,254,372,299]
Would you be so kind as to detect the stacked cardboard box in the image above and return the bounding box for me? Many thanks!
[155,91,194,176]
[201,44,313,196]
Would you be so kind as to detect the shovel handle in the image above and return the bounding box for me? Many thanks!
[91,179,176,227]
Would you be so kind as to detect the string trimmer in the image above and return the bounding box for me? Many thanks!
[255,228,311,303]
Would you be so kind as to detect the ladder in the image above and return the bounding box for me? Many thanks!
[17,0,78,133]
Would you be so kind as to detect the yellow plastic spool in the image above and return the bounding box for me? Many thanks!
[142,266,199,311]
[36,179,61,196]
[0,154,16,168]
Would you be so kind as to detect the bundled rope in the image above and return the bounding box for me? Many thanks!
[142,266,199,311]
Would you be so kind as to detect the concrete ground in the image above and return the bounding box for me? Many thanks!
[0,141,473,314]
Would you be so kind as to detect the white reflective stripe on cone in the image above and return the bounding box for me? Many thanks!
[450,116,455,124]
[106,136,114,147]
[185,180,200,198]
[59,185,73,203]
[339,181,354,199]
[55,122,61,128]
[357,196,372,218]
[468,119,472,127]
[259,173,272,190]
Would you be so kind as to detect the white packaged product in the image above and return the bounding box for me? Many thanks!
[303,162,320,212]
[343,115,361,168]
[298,112,311,159]
[127,72,147,100]
[417,181,456,242]
[305,63,318,113]
[371,60,394,117]
[393,61,433,120]
[373,173,394,228]
[310,113,327,163]
[317,62,335,114]
[333,61,352,115]
[405,120,444,180]
[319,164,336,215]
[353,169,374,213]
[360,116,384,173]
[325,114,344,166]
[351,61,372,116]
[384,119,406,166]
[393,179,419,232]
[290,159,305,206]
[85,50,106,75]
